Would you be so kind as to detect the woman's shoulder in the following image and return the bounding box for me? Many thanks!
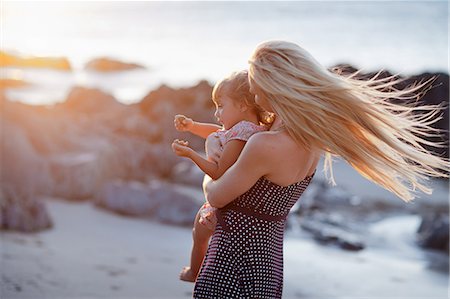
[247,129,312,157]
[244,130,282,154]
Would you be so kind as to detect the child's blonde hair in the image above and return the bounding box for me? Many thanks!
[249,40,449,202]
[212,70,273,125]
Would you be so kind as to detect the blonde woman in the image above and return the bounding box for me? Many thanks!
[193,40,449,298]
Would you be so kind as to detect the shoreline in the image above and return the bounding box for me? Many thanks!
[2,63,449,106]
[1,196,448,299]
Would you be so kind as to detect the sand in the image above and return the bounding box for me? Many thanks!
[1,195,448,299]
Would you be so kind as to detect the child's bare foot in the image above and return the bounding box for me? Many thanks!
[179,266,197,282]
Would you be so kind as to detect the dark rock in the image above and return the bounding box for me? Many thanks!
[85,57,145,72]
[1,199,53,232]
[300,217,365,251]
[417,213,449,254]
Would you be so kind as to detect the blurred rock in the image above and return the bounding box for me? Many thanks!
[417,213,449,254]
[63,86,125,115]
[171,161,204,187]
[85,57,145,72]
[0,50,71,70]
[95,180,155,216]
[300,217,365,251]
[49,152,105,200]
[151,182,199,226]
[0,78,31,89]
[95,180,198,226]
[0,190,52,232]
[139,80,215,151]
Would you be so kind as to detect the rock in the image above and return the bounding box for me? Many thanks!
[139,80,215,152]
[171,161,204,187]
[1,198,52,232]
[300,218,365,251]
[95,180,156,216]
[85,57,145,72]
[0,78,31,89]
[1,116,53,198]
[95,180,198,227]
[0,50,71,70]
[63,86,125,114]
[49,152,105,200]
[417,213,449,254]
[152,183,199,226]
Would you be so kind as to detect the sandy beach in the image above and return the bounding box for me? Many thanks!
[2,192,448,299]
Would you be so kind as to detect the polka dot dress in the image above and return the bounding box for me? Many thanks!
[193,171,316,298]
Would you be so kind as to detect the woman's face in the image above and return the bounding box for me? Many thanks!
[248,76,273,113]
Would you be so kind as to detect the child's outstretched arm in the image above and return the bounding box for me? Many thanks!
[172,139,245,180]
[174,115,222,139]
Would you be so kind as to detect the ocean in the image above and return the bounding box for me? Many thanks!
[1,1,448,105]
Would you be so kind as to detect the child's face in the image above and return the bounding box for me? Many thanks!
[213,94,245,130]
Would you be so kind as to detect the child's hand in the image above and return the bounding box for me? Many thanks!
[172,139,194,158]
[174,115,194,132]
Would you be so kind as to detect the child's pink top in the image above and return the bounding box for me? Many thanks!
[215,120,267,147]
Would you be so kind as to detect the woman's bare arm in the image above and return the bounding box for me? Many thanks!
[203,134,272,208]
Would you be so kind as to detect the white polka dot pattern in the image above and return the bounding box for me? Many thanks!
[193,171,315,298]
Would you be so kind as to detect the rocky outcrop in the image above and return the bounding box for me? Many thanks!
[0,51,71,70]
[2,66,447,234]
[138,80,215,151]
[85,57,145,72]
[0,81,212,231]
[0,121,53,233]
[95,180,199,226]
[0,79,30,89]
[0,197,53,232]
[417,213,449,254]
[171,161,204,187]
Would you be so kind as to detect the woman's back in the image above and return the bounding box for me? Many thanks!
[254,129,321,187]
[194,142,316,298]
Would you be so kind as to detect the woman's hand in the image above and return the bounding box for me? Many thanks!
[174,115,194,132]
[172,139,194,158]
[205,133,222,163]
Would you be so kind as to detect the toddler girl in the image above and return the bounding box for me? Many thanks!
[172,70,272,282]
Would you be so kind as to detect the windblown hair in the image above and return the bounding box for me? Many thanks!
[212,70,274,125]
[248,40,449,202]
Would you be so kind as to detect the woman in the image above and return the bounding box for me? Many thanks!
[193,40,449,298]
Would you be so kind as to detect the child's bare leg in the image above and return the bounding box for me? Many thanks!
[179,208,214,282]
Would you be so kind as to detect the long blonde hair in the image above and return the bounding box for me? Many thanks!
[248,40,449,202]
